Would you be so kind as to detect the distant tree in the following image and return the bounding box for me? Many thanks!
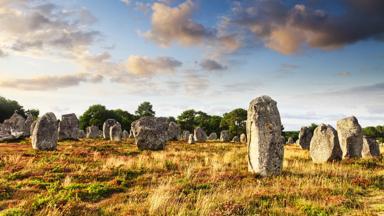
[177,109,196,132]
[111,109,137,131]
[205,115,222,134]
[79,105,112,130]
[220,108,247,137]
[168,116,176,123]
[308,123,318,133]
[135,102,155,117]
[363,126,379,138]
[26,109,39,119]
[0,96,25,122]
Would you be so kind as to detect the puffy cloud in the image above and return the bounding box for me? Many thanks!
[229,0,384,54]
[124,56,182,76]
[143,0,241,56]
[0,73,103,90]
[183,73,209,95]
[200,59,227,71]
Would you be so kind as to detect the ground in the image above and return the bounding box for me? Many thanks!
[0,139,383,216]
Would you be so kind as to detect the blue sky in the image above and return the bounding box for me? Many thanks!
[0,0,383,130]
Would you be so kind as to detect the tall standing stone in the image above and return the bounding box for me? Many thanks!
[32,113,58,151]
[110,123,122,142]
[297,127,313,150]
[220,130,230,142]
[208,132,217,140]
[30,120,37,136]
[287,137,295,144]
[24,113,34,136]
[362,136,381,158]
[4,113,26,137]
[78,130,85,139]
[180,130,190,141]
[131,117,169,150]
[247,96,284,177]
[167,122,181,141]
[336,116,363,159]
[122,130,129,140]
[188,134,195,144]
[103,119,119,139]
[194,127,207,142]
[86,126,99,139]
[240,133,247,144]
[58,113,79,140]
[310,124,342,163]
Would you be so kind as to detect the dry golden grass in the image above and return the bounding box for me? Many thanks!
[0,139,383,216]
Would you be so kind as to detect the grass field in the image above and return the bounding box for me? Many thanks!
[0,139,383,216]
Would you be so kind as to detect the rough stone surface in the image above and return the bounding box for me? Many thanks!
[280,136,286,145]
[4,113,26,137]
[122,130,129,140]
[24,113,34,136]
[240,133,247,144]
[167,122,181,141]
[58,113,79,140]
[208,132,217,140]
[247,95,284,177]
[232,136,240,142]
[220,130,230,142]
[86,126,99,139]
[78,130,85,138]
[297,127,313,150]
[188,134,195,144]
[131,117,168,150]
[103,119,119,139]
[180,130,190,141]
[32,113,58,151]
[336,116,363,159]
[310,124,342,163]
[362,136,380,158]
[194,127,207,142]
[30,121,37,136]
[110,123,122,142]
[129,129,134,138]
[287,137,295,144]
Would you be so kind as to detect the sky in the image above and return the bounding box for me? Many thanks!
[0,0,383,130]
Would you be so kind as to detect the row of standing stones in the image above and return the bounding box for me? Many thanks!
[0,95,381,177]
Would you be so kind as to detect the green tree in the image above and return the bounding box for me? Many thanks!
[220,108,247,137]
[205,115,222,134]
[111,109,137,131]
[363,126,379,138]
[26,109,39,118]
[135,102,155,117]
[79,105,112,130]
[308,123,318,133]
[177,109,196,132]
[0,96,25,122]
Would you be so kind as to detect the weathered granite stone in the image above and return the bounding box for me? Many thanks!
[122,130,129,140]
[58,113,79,140]
[103,119,119,139]
[180,130,190,141]
[30,121,37,136]
[5,113,26,137]
[110,123,122,142]
[167,122,181,141]
[208,132,217,140]
[240,133,247,144]
[194,127,207,142]
[362,136,381,158]
[24,113,34,136]
[78,130,85,139]
[232,136,240,142]
[247,96,284,177]
[129,129,134,138]
[188,134,195,144]
[297,127,313,150]
[32,113,58,151]
[287,137,295,144]
[86,126,99,139]
[131,117,168,150]
[336,116,363,159]
[280,136,286,145]
[220,130,230,142]
[310,124,342,163]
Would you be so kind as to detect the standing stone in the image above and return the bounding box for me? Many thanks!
[58,113,79,140]
[78,130,85,139]
[103,119,119,139]
[194,127,207,142]
[240,133,247,144]
[180,130,190,141]
[220,130,230,142]
[247,96,284,177]
[310,124,342,163]
[86,126,99,139]
[362,136,380,158]
[30,120,37,136]
[110,123,122,142]
[129,129,134,138]
[24,113,34,136]
[287,137,295,144]
[188,134,195,144]
[336,116,363,159]
[122,130,129,140]
[280,136,286,145]
[167,122,181,141]
[6,113,26,137]
[208,132,217,140]
[131,117,168,150]
[232,136,240,142]
[297,127,313,150]
[32,113,58,151]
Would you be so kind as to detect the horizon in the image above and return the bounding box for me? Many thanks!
[0,0,383,130]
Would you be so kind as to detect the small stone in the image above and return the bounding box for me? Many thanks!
[194,127,207,142]
[207,132,217,140]
[167,122,181,141]
[122,130,129,140]
[78,130,85,138]
[336,116,363,159]
[240,133,247,144]
[188,134,195,144]
[32,112,58,151]
[103,119,119,139]
[232,136,240,142]
[180,130,190,141]
[287,137,295,144]
[86,126,100,139]
[24,113,34,137]
[362,136,381,158]
[110,123,122,142]
[58,113,79,140]
[220,130,230,142]
[297,127,313,150]
[310,124,342,163]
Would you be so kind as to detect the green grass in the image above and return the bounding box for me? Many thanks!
[0,139,383,215]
